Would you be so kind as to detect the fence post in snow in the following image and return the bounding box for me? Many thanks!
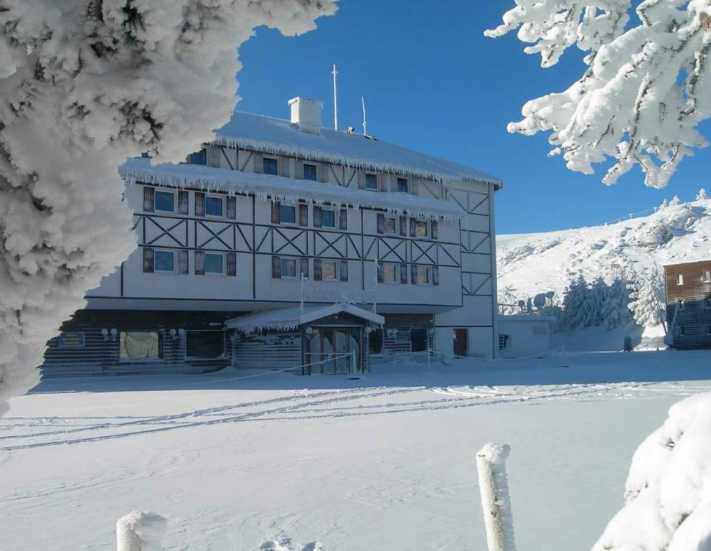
[476,443,517,551]
[116,511,167,551]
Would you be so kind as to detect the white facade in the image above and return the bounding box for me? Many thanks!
[77,101,502,366]
[496,316,553,359]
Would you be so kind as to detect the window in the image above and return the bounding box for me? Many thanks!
[677,273,685,286]
[155,250,175,273]
[187,149,207,165]
[412,265,432,285]
[498,334,510,350]
[303,163,317,181]
[120,331,161,361]
[280,258,298,279]
[263,157,278,175]
[321,208,336,228]
[186,331,225,360]
[205,196,224,217]
[321,260,338,281]
[397,177,408,193]
[704,270,711,283]
[204,253,224,275]
[365,173,378,190]
[385,216,397,234]
[380,262,400,284]
[155,191,175,212]
[415,221,429,238]
[280,204,297,224]
[56,332,85,349]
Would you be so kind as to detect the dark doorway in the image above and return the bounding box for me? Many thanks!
[186,331,225,359]
[453,329,468,357]
[411,329,428,352]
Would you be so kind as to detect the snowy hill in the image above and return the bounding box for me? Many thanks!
[496,191,711,347]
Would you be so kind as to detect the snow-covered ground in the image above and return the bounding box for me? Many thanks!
[2,352,711,550]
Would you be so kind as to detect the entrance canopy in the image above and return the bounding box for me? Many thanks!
[226,304,384,334]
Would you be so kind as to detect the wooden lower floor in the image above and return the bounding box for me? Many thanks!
[41,310,434,377]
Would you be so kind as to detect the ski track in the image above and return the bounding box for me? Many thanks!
[2,379,707,452]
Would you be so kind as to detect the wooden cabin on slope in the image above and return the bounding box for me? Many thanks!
[665,260,711,349]
[42,97,503,376]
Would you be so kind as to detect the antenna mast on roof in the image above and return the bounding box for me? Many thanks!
[331,64,339,131]
[361,96,368,136]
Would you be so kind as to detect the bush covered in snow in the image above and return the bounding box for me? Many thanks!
[0,0,337,414]
[593,393,711,551]
[487,1,711,188]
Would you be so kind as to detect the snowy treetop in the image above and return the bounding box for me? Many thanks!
[121,158,463,220]
[215,112,502,188]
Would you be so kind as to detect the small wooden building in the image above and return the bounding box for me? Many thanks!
[664,260,711,349]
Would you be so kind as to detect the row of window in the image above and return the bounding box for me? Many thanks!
[144,187,237,219]
[143,248,237,276]
[675,270,711,286]
[675,325,711,336]
[142,247,438,286]
[143,186,440,240]
[675,298,711,309]
[190,149,411,193]
[50,331,226,361]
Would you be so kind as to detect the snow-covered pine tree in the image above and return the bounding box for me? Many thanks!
[627,263,668,332]
[0,0,337,414]
[486,1,711,188]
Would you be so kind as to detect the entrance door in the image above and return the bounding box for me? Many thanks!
[307,327,362,374]
[453,329,468,357]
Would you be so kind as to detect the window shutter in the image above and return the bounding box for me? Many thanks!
[272,256,281,279]
[313,259,322,281]
[296,160,305,179]
[226,252,237,276]
[194,250,205,275]
[298,204,309,226]
[378,174,388,192]
[339,207,348,231]
[377,262,384,283]
[300,258,309,279]
[357,172,366,189]
[377,213,385,234]
[433,266,440,286]
[400,262,408,284]
[195,192,205,217]
[409,218,416,237]
[143,187,154,212]
[399,216,407,236]
[178,250,189,274]
[226,196,237,219]
[318,163,329,183]
[253,152,263,173]
[313,206,322,228]
[340,261,349,282]
[278,156,290,177]
[178,191,189,215]
[411,264,417,284]
[142,247,154,273]
[431,220,439,240]
[271,201,280,224]
[206,146,221,168]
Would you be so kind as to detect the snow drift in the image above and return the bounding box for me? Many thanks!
[497,192,711,345]
[0,0,337,415]
[594,393,711,551]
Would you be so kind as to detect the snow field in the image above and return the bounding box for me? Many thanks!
[2,352,711,550]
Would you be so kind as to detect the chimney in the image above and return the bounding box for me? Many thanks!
[288,97,323,132]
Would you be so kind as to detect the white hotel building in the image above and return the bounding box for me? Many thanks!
[42,98,502,375]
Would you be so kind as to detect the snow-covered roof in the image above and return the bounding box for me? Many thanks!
[120,158,463,220]
[226,304,384,333]
[215,112,503,189]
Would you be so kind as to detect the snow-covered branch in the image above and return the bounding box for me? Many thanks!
[487,1,711,188]
[0,0,336,414]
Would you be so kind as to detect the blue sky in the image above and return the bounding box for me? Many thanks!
[236,0,710,235]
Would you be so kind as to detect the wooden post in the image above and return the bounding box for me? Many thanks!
[476,444,517,551]
[116,512,167,551]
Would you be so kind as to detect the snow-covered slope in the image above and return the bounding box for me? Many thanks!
[497,191,711,339]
